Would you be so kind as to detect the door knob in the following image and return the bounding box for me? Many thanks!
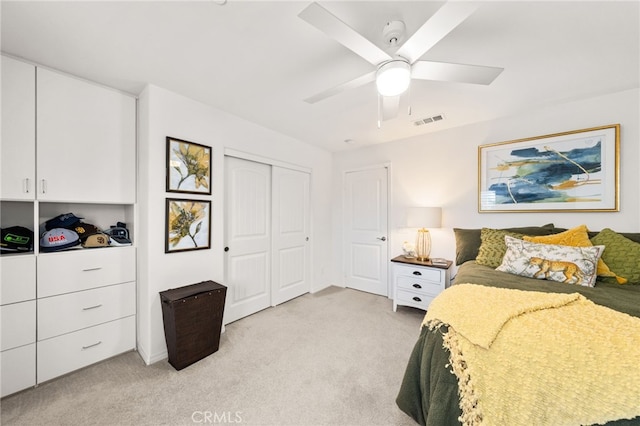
[377,236,386,241]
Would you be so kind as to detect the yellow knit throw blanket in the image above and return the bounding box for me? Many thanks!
[423,284,640,426]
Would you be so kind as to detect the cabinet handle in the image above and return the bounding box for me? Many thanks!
[82,341,102,350]
[41,179,47,194]
[82,267,102,272]
[24,178,30,193]
[412,296,422,302]
[412,271,422,276]
[82,304,103,311]
[412,283,422,289]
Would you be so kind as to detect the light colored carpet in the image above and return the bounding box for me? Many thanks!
[1,286,424,425]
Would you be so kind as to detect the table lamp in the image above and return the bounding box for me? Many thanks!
[406,207,442,261]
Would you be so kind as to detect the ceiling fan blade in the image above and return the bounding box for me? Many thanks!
[412,60,503,85]
[299,2,391,66]
[304,71,377,104]
[381,95,400,121]
[396,2,479,64]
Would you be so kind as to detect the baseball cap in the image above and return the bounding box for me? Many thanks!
[105,227,132,246]
[1,226,34,252]
[82,233,111,248]
[68,222,100,242]
[44,213,83,231]
[40,228,81,252]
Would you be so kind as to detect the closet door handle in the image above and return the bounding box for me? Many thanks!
[24,178,30,193]
[41,179,47,194]
[376,236,386,241]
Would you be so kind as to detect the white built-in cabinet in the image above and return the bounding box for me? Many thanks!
[1,56,36,200]
[0,55,137,397]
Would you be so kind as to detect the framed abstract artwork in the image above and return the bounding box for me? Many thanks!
[165,198,211,253]
[478,124,619,212]
[166,137,211,195]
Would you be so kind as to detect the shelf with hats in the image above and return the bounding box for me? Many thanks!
[37,204,134,253]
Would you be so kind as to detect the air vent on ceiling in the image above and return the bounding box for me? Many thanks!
[413,114,445,126]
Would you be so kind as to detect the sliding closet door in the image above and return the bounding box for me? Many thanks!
[271,167,311,305]
[224,157,271,324]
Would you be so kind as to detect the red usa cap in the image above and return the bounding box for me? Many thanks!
[40,228,81,252]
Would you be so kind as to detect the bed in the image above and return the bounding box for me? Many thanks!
[396,225,640,426]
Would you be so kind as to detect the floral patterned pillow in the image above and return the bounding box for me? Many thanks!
[496,236,604,287]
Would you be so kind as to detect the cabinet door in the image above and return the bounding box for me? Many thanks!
[36,68,136,203]
[1,56,36,200]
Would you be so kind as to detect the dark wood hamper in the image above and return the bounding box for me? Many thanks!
[159,280,226,370]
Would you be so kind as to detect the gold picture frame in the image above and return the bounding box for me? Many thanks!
[478,124,620,212]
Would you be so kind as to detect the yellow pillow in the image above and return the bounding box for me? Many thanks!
[523,225,626,284]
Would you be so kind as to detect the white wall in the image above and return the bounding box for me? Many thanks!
[332,88,640,282]
[137,84,333,365]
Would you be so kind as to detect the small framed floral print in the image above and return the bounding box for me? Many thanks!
[165,198,211,253]
[166,137,211,195]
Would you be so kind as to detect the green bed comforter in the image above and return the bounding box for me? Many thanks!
[396,261,640,426]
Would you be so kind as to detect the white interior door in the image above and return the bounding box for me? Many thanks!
[343,166,389,296]
[271,167,311,305]
[224,157,271,324]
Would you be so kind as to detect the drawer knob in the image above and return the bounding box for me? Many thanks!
[82,341,102,350]
[412,283,422,289]
[412,271,422,276]
[82,304,103,311]
[412,296,422,302]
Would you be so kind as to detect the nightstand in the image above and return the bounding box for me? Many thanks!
[391,256,452,312]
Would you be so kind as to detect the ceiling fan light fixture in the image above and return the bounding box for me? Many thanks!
[376,60,411,97]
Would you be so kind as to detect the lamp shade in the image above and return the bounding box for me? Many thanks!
[376,60,411,97]
[406,207,442,229]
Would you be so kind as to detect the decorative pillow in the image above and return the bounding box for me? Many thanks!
[523,224,618,280]
[453,223,555,265]
[591,228,640,284]
[497,236,604,287]
[475,228,524,268]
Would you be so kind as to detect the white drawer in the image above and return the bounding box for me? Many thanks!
[396,289,435,310]
[394,263,443,284]
[1,343,36,397]
[1,300,36,351]
[396,276,443,296]
[38,281,136,341]
[1,255,36,305]
[37,315,135,383]
[37,246,135,297]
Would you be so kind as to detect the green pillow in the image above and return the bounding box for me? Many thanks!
[591,228,640,284]
[453,223,555,265]
[476,228,524,268]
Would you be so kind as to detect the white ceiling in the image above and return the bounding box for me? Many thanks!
[2,1,638,152]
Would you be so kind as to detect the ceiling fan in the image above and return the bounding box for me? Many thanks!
[298,2,503,125]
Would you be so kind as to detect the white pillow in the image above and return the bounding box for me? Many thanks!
[496,236,604,287]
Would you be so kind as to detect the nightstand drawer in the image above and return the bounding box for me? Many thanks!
[396,289,435,310]
[397,276,443,296]
[394,263,443,284]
